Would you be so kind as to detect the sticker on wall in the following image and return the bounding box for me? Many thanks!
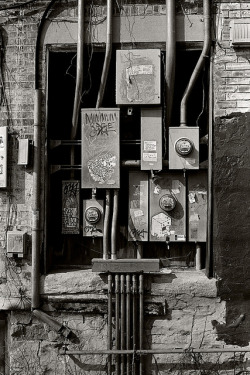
[62,180,80,234]
[81,109,120,189]
[0,127,7,188]
[151,212,171,239]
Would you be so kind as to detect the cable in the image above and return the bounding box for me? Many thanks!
[0,0,39,11]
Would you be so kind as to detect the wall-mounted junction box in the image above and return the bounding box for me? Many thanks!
[116,49,161,105]
[169,127,199,170]
[7,230,26,258]
[83,199,104,237]
[188,171,207,242]
[149,173,186,242]
[141,108,162,171]
[81,108,120,189]
[0,127,7,188]
[17,138,30,166]
[128,171,149,242]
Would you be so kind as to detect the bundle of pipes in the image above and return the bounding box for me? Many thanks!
[108,273,144,375]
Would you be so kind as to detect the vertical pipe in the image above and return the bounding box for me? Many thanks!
[71,0,84,140]
[165,0,176,129]
[126,274,131,375]
[180,0,211,126]
[96,0,113,108]
[132,275,137,374]
[136,243,143,259]
[103,190,111,260]
[108,274,113,374]
[32,89,42,310]
[196,243,202,270]
[139,274,144,375]
[206,47,213,277]
[111,189,119,260]
[120,275,125,375]
[115,274,120,375]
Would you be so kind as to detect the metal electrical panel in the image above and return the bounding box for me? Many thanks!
[128,171,149,242]
[7,230,26,258]
[188,171,207,242]
[149,173,186,242]
[116,49,161,105]
[169,127,199,170]
[141,108,162,171]
[0,127,7,188]
[62,180,80,234]
[81,109,120,188]
[83,199,104,237]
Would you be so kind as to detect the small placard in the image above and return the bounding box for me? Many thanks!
[62,180,80,234]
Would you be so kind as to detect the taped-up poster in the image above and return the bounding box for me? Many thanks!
[81,109,120,189]
[62,180,80,234]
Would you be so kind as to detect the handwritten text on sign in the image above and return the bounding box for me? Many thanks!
[81,109,120,189]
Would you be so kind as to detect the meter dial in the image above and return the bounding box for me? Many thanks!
[85,206,101,224]
[159,194,177,212]
[175,137,194,156]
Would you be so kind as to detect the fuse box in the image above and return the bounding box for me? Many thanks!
[116,49,161,105]
[83,199,104,237]
[141,108,162,171]
[149,173,186,242]
[188,171,207,242]
[169,127,199,170]
[128,171,149,241]
[7,230,26,258]
[81,108,120,189]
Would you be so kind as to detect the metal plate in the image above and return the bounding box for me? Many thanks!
[62,180,80,234]
[116,49,161,105]
[81,109,120,188]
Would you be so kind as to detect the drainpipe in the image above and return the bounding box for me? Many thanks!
[165,0,176,129]
[32,0,72,338]
[71,0,85,140]
[95,0,113,260]
[180,0,211,126]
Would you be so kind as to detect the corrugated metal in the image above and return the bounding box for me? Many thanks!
[232,22,250,46]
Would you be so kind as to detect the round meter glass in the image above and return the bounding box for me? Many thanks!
[175,137,193,156]
[85,207,101,224]
[159,194,177,212]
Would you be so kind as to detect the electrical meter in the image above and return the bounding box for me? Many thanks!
[175,137,194,156]
[83,199,104,237]
[169,127,199,170]
[159,194,177,212]
[85,206,101,224]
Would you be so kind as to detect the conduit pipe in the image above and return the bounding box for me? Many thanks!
[115,274,120,375]
[180,0,211,126]
[126,274,131,375]
[95,0,113,260]
[165,0,176,129]
[111,189,119,260]
[71,0,84,140]
[139,274,144,375]
[120,275,125,375]
[107,274,113,374]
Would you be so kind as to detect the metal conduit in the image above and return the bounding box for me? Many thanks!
[106,273,144,375]
[111,189,119,260]
[180,0,211,126]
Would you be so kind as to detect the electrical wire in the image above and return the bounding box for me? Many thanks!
[0,0,39,11]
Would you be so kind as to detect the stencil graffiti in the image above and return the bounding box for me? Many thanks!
[62,181,80,234]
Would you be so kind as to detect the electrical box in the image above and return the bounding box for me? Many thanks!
[0,127,7,188]
[7,230,26,258]
[188,171,207,242]
[128,171,149,241]
[116,49,161,105]
[141,108,162,171]
[17,138,29,166]
[169,127,199,170]
[83,199,104,237]
[149,173,186,242]
[81,108,120,189]
[62,180,80,234]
